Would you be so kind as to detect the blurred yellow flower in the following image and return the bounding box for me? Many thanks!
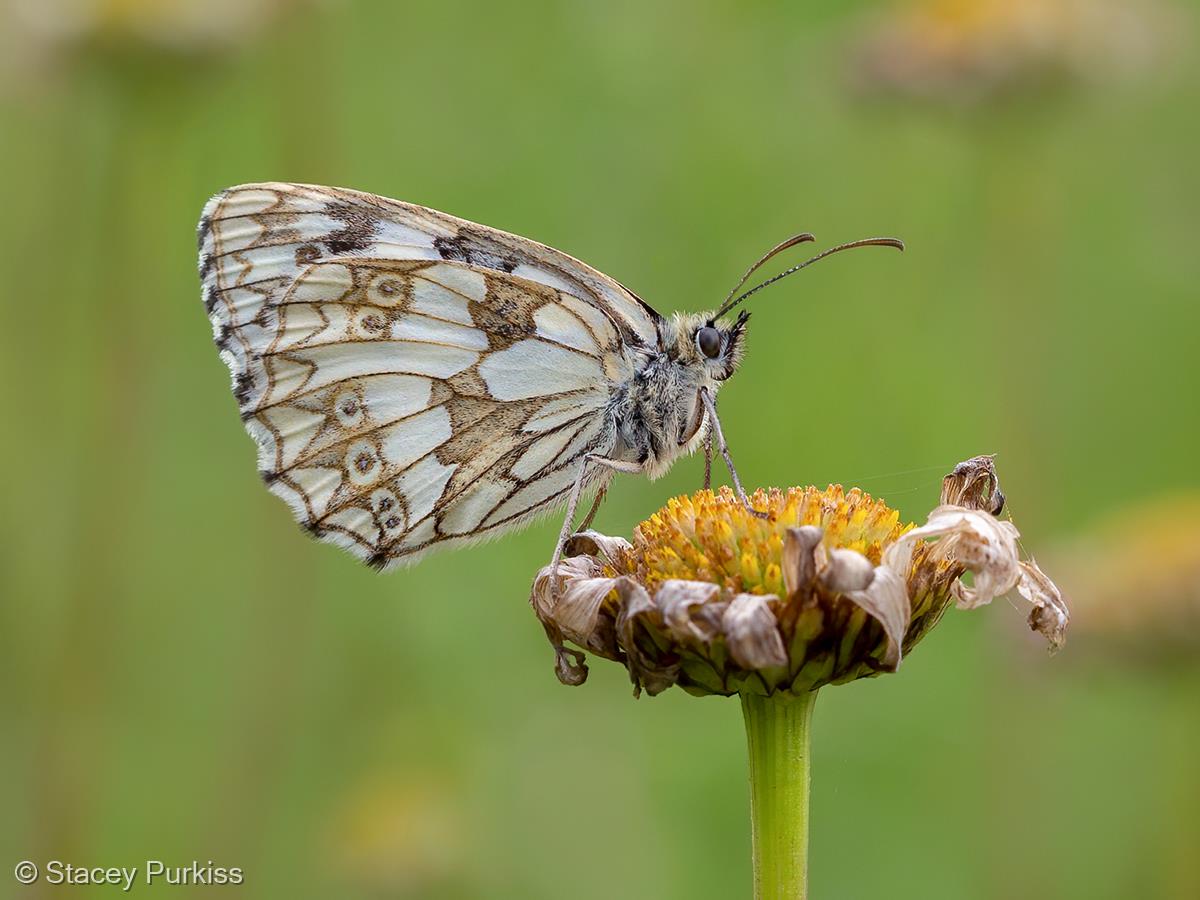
[5,0,326,55]
[325,770,463,897]
[1049,492,1200,660]
[850,0,1179,104]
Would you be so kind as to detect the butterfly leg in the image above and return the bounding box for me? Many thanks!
[541,455,644,682]
[550,454,644,581]
[702,430,713,491]
[699,387,767,518]
[577,482,608,532]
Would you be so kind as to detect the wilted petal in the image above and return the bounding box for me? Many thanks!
[882,488,1071,653]
[530,555,600,621]
[821,548,876,593]
[941,455,1005,514]
[552,646,589,687]
[615,578,679,696]
[782,526,825,593]
[657,580,723,642]
[882,531,916,580]
[845,566,911,670]
[895,505,1022,608]
[722,594,788,670]
[530,556,616,686]
[564,530,633,564]
[549,576,624,652]
[1017,559,1070,653]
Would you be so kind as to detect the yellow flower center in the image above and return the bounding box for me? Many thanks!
[619,486,911,595]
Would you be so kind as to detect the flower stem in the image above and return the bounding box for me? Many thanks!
[740,689,818,900]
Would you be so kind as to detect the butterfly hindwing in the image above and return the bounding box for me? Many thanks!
[199,183,656,568]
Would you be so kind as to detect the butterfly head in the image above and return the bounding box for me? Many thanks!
[667,309,750,382]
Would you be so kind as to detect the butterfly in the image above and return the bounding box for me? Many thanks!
[197,183,902,574]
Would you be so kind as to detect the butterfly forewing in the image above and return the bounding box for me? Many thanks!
[199,183,659,568]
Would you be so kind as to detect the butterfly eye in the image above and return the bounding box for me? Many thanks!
[696,326,722,360]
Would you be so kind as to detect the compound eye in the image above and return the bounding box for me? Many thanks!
[696,326,722,360]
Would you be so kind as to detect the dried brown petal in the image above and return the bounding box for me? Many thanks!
[531,557,612,650]
[822,548,877,594]
[552,645,589,687]
[530,556,611,686]
[616,579,678,696]
[722,594,788,670]
[885,501,1069,653]
[657,579,723,643]
[891,505,1022,608]
[941,454,1005,515]
[1017,559,1070,653]
[782,526,825,593]
[530,555,596,622]
[845,566,910,670]
[564,529,633,563]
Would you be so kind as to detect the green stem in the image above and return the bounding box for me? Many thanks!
[740,689,818,900]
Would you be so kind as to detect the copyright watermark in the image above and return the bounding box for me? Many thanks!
[12,860,243,890]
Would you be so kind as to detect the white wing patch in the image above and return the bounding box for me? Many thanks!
[439,480,514,535]
[478,340,606,401]
[534,304,599,354]
[198,183,658,569]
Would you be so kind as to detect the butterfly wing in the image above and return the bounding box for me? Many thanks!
[198,183,658,568]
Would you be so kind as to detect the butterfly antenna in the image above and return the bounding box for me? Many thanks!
[714,236,904,319]
[718,232,816,311]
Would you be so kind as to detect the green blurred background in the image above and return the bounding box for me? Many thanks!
[2,1,1198,897]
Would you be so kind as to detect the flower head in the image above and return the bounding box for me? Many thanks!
[1048,492,1200,662]
[850,0,1177,106]
[531,456,1067,696]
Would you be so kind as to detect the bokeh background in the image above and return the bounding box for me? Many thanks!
[2,1,1198,897]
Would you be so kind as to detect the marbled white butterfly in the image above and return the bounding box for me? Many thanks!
[197,183,901,573]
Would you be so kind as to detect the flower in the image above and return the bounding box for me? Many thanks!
[3,0,324,67]
[1047,492,1200,661]
[848,0,1178,105]
[531,455,1068,696]
[324,768,463,897]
